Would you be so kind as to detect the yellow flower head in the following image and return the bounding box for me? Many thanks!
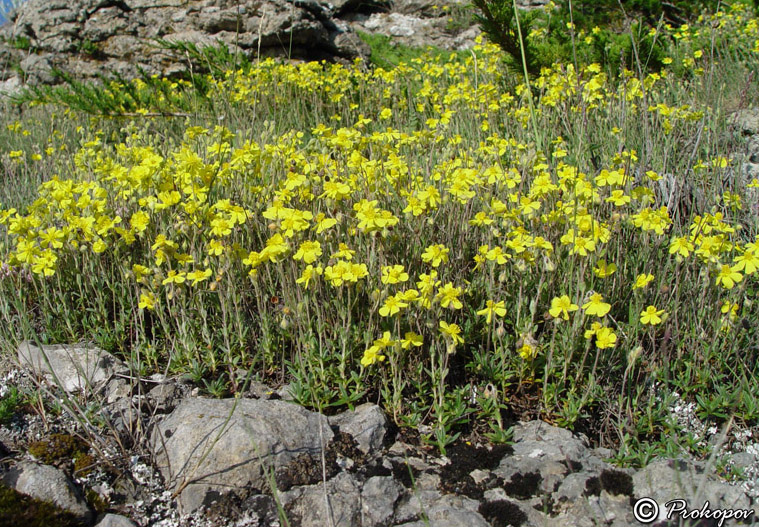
[582,293,611,317]
[633,273,654,290]
[436,282,463,309]
[477,299,506,324]
[549,295,579,321]
[593,259,617,278]
[640,305,665,326]
[422,244,450,267]
[439,321,464,345]
[715,264,742,289]
[381,264,409,285]
[293,240,322,264]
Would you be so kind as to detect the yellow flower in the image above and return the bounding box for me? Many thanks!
[381,265,409,285]
[379,294,408,317]
[632,273,654,289]
[31,250,57,277]
[669,236,694,259]
[361,331,394,367]
[518,341,537,360]
[594,326,617,349]
[92,239,107,254]
[436,282,463,309]
[132,264,150,281]
[715,264,742,289]
[439,321,464,345]
[162,270,186,285]
[549,295,578,320]
[293,240,322,264]
[129,211,150,233]
[721,301,739,321]
[361,346,386,367]
[640,305,665,325]
[187,268,212,286]
[332,243,355,261]
[138,292,155,310]
[296,264,322,288]
[401,332,423,349]
[582,293,611,317]
[477,300,506,324]
[733,251,759,275]
[422,244,450,267]
[207,239,224,256]
[593,260,617,278]
[314,213,337,234]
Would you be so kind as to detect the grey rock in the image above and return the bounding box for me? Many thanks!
[0,0,371,87]
[328,403,388,455]
[244,380,279,399]
[0,75,22,98]
[100,35,143,59]
[345,0,481,51]
[361,476,402,527]
[151,397,333,513]
[19,54,57,84]
[546,491,634,527]
[94,513,138,527]
[105,377,133,404]
[2,461,93,523]
[147,381,181,413]
[280,471,361,527]
[733,108,759,136]
[512,419,578,443]
[481,491,548,527]
[730,450,759,471]
[397,503,491,527]
[82,7,131,42]
[633,458,753,512]
[17,340,127,394]
[329,0,390,15]
[553,472,595,504]
[395,490,480,524]
[277,382,296,401]
[511,435,589,462]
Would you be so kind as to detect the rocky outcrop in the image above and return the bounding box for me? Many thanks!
[2,350,758,527]
[0,0,371,86]
[150,396,335,512]
[17,340,127,394]
[0,0,553,91]
[733,108,759,184]
[2,460,94,523]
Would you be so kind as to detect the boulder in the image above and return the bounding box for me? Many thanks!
[17,340,127,394]
[361,475,402,526]
[151,397,333,513]
[280,471,362,527]
[94,513,138,527]
[328,403,388,455]
[633,458,755,513]
[1,461,93,523]
[0,0,370,86]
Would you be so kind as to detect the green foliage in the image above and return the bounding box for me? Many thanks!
[472,0,730,75]
[471,0,543,74]
[0,386,22,424]
[152,38,251,77]
[76,39,100,57]
[0,484,84,527]
[6,35,30,50]
[27,433,94,476]
[357,31,467,69]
